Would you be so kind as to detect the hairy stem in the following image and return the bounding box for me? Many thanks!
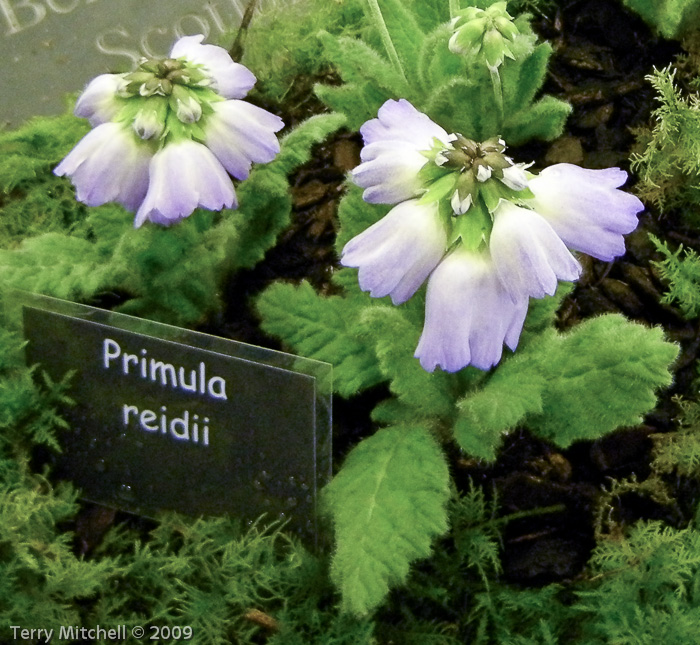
[365,0,407,82]
[489,66,504,124]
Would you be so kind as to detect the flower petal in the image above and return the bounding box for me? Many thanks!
[352,99,452,204]
[74,73,125,126]
[527,163,644,262]
[360,98,450,149]
[341,199,447,305]
[415,247,529,372]
[170,34,256,99]
[134,139,235,227]
[490,200,581,300]
[54,122,152,211]
[204,100,284,180]
[352,150,428,204]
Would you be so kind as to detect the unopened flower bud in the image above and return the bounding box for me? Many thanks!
[171,85,202,123]
[449,1,520,70]
[132,97,168,140]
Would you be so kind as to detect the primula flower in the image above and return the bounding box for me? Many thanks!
[341,199,447,305]
[55,34,284,227]
[527,164,642,262]
[54,122,151,211]
[134,140,235,227]
[415,248,528,372]
[342,99,644,373]
[352,98,452,204]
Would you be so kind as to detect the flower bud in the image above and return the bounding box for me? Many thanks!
[449,1,520,70]
[132,97,168,140]
[170,85,202,123]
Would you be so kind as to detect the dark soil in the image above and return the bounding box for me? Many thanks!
[76,0,698,586]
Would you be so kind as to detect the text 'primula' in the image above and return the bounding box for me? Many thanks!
[55,35,284,227]
[342,99,644,373]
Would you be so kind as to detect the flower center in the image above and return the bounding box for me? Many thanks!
[123,57,209,98]
[440,135,512,182]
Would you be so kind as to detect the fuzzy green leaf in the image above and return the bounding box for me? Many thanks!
[453,314,677,459]
[622,0,700,38]
[359,306,454,419]
[528,315,679,446]
[455,368,545,461]
[256,280,382,398]
[270,112,348,178]
[370,0,425,75]
[0,234,111,300]
[325,424,451,615]
[502,95,572,146]
[318,31,409,96]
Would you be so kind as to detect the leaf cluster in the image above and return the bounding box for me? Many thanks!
[313,0,571,143]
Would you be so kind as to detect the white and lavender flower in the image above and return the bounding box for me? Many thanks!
[55,34,284,227]
[415,248,528,372]
[134,140,235,227]
[527,163,643,262]
[74,73,126,126]
[54,122,152,211]
[169,34,256,99]
[343,98,644,373]
[204,100,284,181]
[490,199,581,300]
[341,199,447,305]
[352,99,452,204]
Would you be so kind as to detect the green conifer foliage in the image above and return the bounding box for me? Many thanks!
[632,67,700,219]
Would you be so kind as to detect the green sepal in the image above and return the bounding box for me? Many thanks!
[418,172,458,205]
[449,198,491,250]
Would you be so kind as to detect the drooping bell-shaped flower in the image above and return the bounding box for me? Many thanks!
[341,199,447,305]
[352,99,452,204]
[415,247,528,372]
[134,139,235,227]
[74,73,127,126]
[55,34,284,227]
[527,164,643,262]
[54,122,152,211]
[343,98,643,373]
[169,34,256,99]
[204,100,284,181]
[490,199,582,300]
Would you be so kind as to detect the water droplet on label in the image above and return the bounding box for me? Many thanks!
[118,484,134,501]
[95,459,106,473]
[253,479,263,491]
[286,497,298,508]
[288,475,296,487]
